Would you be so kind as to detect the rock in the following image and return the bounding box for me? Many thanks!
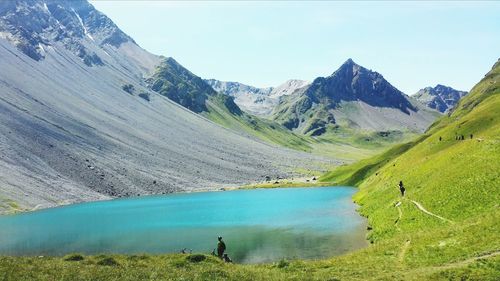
[414,85,468,113]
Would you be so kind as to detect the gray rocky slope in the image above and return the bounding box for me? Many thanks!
[205,79,309,116]
[0,0,333,213]
[413,84,468,113]
[272,59,440,135]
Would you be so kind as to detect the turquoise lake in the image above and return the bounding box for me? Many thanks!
[0,187,367,263]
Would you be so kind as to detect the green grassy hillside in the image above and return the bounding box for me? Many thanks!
[319,134,429,186]
[350,59,500,242]
[324,58,500,275]
[204,94,314,152]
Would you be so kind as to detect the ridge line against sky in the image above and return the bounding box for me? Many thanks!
[90,1,500,95]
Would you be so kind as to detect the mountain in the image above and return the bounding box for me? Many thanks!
[269,79,310,99]
[0,0,330,213]
[272,59,439,136]
[206,79,309,116]
[0,0,158,73]
[204,79,273,116]
[147,58,223,113]
[148,62,313,151]
[414,84,468,113]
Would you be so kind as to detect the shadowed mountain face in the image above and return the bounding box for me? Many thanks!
[272,59,438,135]
[305,59,415,113]
[147,58,223,113]
[414,84,468,113]
[0,0,332,213]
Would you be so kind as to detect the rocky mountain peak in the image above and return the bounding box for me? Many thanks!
[414,84,467,113]
[307,59,414,114]
[271,59,434,135]
[0,0,134,64]
[342,58,356,66]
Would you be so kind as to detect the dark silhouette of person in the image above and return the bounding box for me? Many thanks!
[217,236,226,258]
[222,253,232,263]
[398,181,406,197]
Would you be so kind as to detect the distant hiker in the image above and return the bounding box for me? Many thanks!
[398,181,406,197]
[217,236,226,258]
[222,253,232,263]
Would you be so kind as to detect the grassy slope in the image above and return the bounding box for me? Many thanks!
[351,59,500,242]
[328,59,500,275]
[319,130,427,186]
[204,95,314,152]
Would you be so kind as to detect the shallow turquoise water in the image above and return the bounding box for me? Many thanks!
[0,187,367,263]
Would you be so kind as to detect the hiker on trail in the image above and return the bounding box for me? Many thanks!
[398,181,406,197]
[217,236,226,258]
[222,253,232,263]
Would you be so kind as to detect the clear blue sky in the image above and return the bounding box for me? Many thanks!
[91,1,500,95]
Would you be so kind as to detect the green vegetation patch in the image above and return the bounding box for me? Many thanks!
[186,254,207,263]
[96,257,120,266]
[63,254,84,262]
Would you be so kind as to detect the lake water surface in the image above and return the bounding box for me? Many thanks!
[0,187,367,263]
